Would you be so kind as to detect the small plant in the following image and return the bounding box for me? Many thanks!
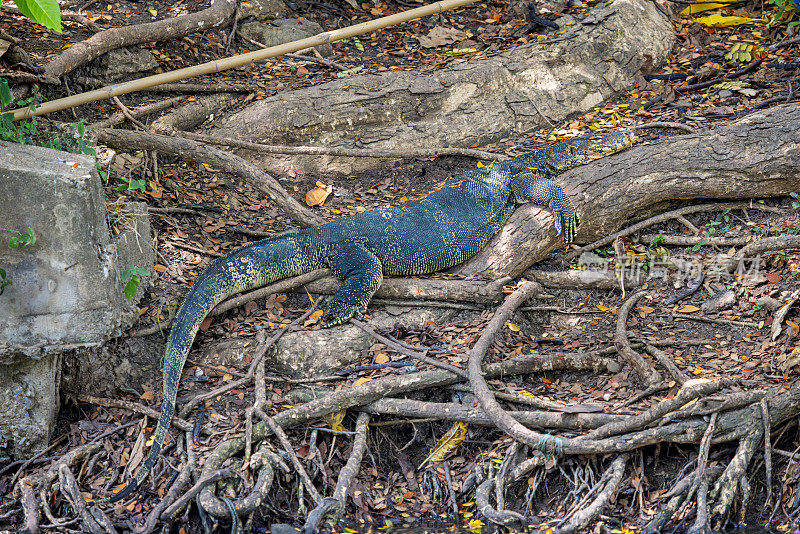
[121,266,149,300]
[116,177,147,192]
[2,227,36,248]
[0,80,42,146]
[691,209,731,251]
[767,0,799,27]
[0,268,9,296]
[724,42,766,63]
[791,192,800,209]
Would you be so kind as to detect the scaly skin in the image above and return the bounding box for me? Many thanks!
[102,130,636,504]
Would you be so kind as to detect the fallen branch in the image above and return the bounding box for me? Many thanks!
[722,235,800,273]
[176,130,506,162]
[139,460,194,533]
[43,0,236,77]
[77,394,195,433]
[360,398,621,430]
[581,379,729,441]
[565,201,788,262]
[96,128,322,227]
[16,478,39,534]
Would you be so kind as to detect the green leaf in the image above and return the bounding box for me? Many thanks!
[0,81,11,108]
[13,0,62,32]
[124,276,140,300]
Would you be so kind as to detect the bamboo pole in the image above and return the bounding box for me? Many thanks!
[10,0,476,121]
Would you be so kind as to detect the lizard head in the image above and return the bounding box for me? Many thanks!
[556,130,638,168]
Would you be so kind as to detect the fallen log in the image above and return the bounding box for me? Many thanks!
[459,103,800,278]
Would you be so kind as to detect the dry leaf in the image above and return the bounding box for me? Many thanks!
[304,309,323,327]
[678,305,701,313]
[374,352,390,364]
[766,273,783,283]
[140,390,154,402]
[695,14,754,27]
[507,322,521,332]
[596,304,610,312]
[779,346,800,374]
[125,423,147,476]
[417,26,467,48]
[418,422,468,469]
[325,410,346,432]
[680,2,732,15]
[772,290,800,341]
[305,182,332,206]
[352,377,372,387]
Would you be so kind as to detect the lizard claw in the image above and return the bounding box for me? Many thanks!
[321,300,367,327]
[554,207,579,246]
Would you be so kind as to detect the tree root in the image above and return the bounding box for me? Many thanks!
[303,412,370,533]
[556,454,628,534]
[614,291,663,384]
[43,0,236,77]
[176,130,506,162]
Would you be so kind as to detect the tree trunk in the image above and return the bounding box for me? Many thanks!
[458,103,800,278]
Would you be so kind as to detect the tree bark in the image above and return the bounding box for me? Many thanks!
[459,103,800,278]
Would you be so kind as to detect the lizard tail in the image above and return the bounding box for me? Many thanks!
[105,233,324,504]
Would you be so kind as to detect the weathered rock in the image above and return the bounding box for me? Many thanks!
[240,0,289,20]
[0,144,152,458]
[214,0,673,176]
[90,46,158,83]
[238,18,332,56]
[196,307,458,378]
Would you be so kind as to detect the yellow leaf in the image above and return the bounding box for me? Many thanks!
[330,208,342,214]
[695,14,754,26]
[305,184,332,207]
[326,410,346,432]
[680,2,730,15]
[148,8,157,16]
[304,309,323,326]
[596,304,610,312]
[476,162,484,168]
[419,422,468,469]
[353,377,372,387]
[678,305,701,313]
[222,373,233,382]
[374,352,390,364]
[399,196,409,203]
[507,322,521,332]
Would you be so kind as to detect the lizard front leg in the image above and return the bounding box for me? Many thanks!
[323,242,384,326]
[511,172,580,245]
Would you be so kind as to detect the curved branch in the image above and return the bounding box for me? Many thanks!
[44,0,236,77]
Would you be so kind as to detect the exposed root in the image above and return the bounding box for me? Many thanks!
[614,291,662,384]
[556,454,628,534]
[303,412,370,533]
